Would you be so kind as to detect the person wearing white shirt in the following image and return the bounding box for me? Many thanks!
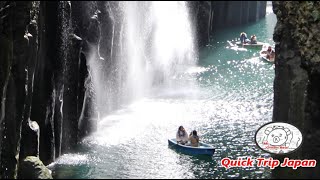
[176,126,188,145]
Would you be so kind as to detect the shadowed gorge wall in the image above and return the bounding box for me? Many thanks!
[0,1,37,178]
[0,1,267,178]
[272,1,320,179]
[0,1,98,178]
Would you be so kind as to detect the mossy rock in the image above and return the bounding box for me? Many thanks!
[18,156,53,179]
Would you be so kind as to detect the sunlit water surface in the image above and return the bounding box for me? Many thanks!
[49,3,276,179]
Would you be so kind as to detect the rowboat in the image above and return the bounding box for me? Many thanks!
[168,138,215,156]
[227,40,248,51]
[259,50,275,64]
[235,41,265,49]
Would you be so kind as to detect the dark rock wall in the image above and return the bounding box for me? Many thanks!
[0,1,37,178]
[190,1,267,47]
[0,1,100,178]
[272,1,320,179]
[29,1,80,164]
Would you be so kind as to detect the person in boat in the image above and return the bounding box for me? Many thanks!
[240,32,249,44]
[261,46,275,60]
[266,46,275,60]
[176,126,189,145]
[189,130,199,147]
[250,35,257,44]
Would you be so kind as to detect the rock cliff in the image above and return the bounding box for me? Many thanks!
[272,1,320,179]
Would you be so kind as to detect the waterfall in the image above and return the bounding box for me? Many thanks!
[88,1,197,118]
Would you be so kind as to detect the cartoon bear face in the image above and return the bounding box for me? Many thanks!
[266,128,288,146]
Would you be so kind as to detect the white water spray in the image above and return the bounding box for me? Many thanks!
[88,1,198,117]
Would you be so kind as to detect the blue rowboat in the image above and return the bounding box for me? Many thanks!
[168,138,215,156]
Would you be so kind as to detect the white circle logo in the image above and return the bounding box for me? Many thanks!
[255,122,303,154]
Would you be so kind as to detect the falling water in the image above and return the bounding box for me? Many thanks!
[88,1,197,117]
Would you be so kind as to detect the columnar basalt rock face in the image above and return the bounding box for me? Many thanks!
[0,1,37,178]
[0,1,100,178]
[272,1,320,179]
